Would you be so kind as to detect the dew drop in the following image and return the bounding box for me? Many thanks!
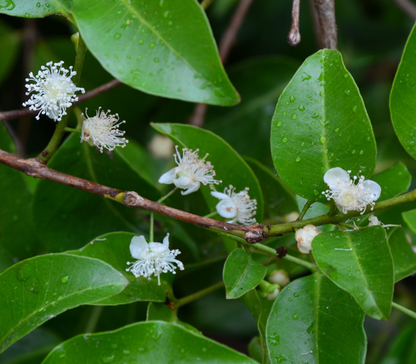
[345,90,350,95]
[295,157,301,163]
[352,105,357,113]
[277,121,282,126]
[114,33,121,39]
[359,150,364,155]
[344,73,348,78]
[25,13,30,17]
[311,121,316,125]
[320,136,326,144]
[168,21,173,25]
[301,142,305,146]
[301,73,311,81]
[150,43,155,48]
[293,314,299,320]
[36,2,41,7]
[288,298,292,302]
[313,190,319,196]
[293,292,299,297]
[61,276,69,284]
[163,10,170,18]
[282,137,288,143]
[101,355,115,363]
[298,105,305,111]
[312,112,319,118]
[290,96,296,102]
[291,114,297,120]
[335,128,340,133]
[351,150,356,154]
[282,111,286,115]
[139,39,144,44]
[154,58,159,63]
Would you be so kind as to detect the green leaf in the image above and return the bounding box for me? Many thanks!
[0,20,20,86]
[244,156,298,220]
[266,274,367,364]
[0,0,72,18]
[42,322,257,363]
[72,0,239,105]
[0,125,39,270]
[0,254,128,353]
[68,232,169,305]
[403,209,416,234]
[271,49,377,200]
[371,162,411,201]
[390,23,416,160]
[151,123,264,222]
[388,228,416,282]
[33,134,160,252]
[312,226,394,320]
[223,249,266,299]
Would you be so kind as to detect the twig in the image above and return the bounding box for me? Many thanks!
[393,0,416,19]
[392,302,416,320]
[1,150,416,242]
[0,79,121,122]
[288,0,301,46]
[310,0,337,50]
[175,281,224,309]
[188,0,254,127]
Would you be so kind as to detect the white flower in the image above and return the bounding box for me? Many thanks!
[158,146,221,195]
[295,224,321,254]
[126,233,184,285]
[266,288,280,301]
[81,108,128,153]
[323,167,381,214]
[22,61,85,121]
[211,185,257,225]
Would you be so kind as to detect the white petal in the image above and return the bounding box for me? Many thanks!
[216,199,238,219]
[130,235,149,259]
[324,167,350,190]
[211,191,230,200]
[163,233,170,248]
[176,178,200,195]
[158,168,178,184]
[362,180,381,201]
[149,242,168,254]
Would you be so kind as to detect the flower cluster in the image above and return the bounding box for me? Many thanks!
[81,108,128,153]
[295,224,321,254]
[323,167,381,214]
[159,146,221,195]
[211,185,257,225]
[23,61,85,121]
[126,233,184,285]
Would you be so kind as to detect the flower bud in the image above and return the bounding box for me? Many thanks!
[295,224,320,254]
[269,269,290,287]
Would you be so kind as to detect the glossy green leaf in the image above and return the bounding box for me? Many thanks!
[403,209,416,234]
[152,123,264,221]
[247,336,263,364]
[371,162,411,201]
[223,249,266,299]
[244,156,298,220]
[72,0,239,105]
[271,49,376,200]
[266,274,366,364]
[68,232,169,305]
[312,226,393,320]
[0,254,128,353]
[0,21,20,86]
[390,23,416,160]
[33,134,160,252]
[388,228,416,282]
[42,322,257,363]
[0,0,71,18]
[0,125,39,271]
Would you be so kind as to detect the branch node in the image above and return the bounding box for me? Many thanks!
[275,246,288,258]
[245,225,267,243]
[124,191,144,207]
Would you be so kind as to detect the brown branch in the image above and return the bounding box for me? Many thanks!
[0,148,266,242]
[310,0,337,50]
[393,0,416,19]
[288,0,301,46]
[0,79,121,122]
[188,0,254,127]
